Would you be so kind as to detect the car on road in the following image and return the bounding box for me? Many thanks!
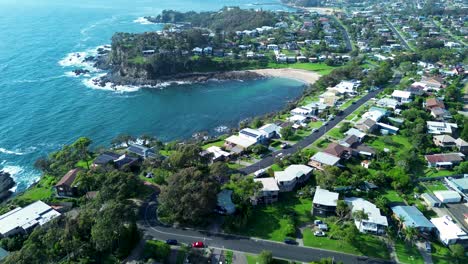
[254,168,267,178]
[425,241,431,252]
[276,152,283,157]
[280,143,290,149]
[166,239,178,245]
[284,238,297,245]
[314,231,326,237]
[323,121,328,126]
[191,241,204,248]
[312,128,318,133]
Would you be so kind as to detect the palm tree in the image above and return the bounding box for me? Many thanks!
[403,226,418,245]
[352,209,369,232]
[375,196,389,214]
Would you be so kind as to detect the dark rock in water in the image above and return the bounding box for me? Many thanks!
[72,69,90,76]
[97,48,110,55]
[0,171,15,202]
[83,56,96,62]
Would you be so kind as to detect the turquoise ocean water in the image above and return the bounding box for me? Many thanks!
[0,0,304,192]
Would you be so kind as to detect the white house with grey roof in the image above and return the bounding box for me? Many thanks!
[345,197,388,234]
[274,165,313,192]
[253,177,280,205]
[309,152,341,170]
[312,187,339,217]
[0,201,61,238]
[431,215,468,245]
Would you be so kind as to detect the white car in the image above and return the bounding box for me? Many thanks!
[314,231,326,237]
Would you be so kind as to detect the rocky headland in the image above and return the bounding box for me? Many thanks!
[0,171,15,202]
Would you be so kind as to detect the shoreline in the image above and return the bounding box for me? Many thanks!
[95,68,321,90]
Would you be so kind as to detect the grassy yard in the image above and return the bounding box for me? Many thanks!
[422,181,447,192]
[226,193,312,241]
[430,242,467,264]
[246,254,299,264]
[270,163,283,172]
[159,149,176,157]
[202,139,225,150]
[308,121,323,129]
[14,175,56,203]
[227,162,245,170]
[394,240,424,264]
[382,190,405,203]
[266,62,337,75]
[302,224,390,259]
[325,127,344,140]
[368,135,412,156]
[423,169,455,178]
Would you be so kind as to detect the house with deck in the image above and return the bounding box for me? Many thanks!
[54,169,79,197]
[309,152,341,170]
[391,206,435,232]
[426,121,458,135]
[252,177,279,205]
[391,90,412,104]
[345,197,388,234]
[431,215,468,246]
[274,165,313,192]
[312,187,339,217]
[425,153,465,169]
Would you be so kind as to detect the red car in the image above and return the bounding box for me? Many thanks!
[191,241,204,248]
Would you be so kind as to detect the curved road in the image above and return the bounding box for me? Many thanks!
[138,193,393,264]
[239,74,402,175]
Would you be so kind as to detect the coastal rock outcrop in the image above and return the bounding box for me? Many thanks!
[0,171,15,202]
[72,69,90,76]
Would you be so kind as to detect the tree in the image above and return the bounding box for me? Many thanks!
[339,122,352,133]
[166,143,204,169]
[281,126,295,140]
[335,200,350,222]
[403,226,418,245]
[258,250,273,264]
[352,209,369,232]
[343,224,359,244]
[315,166,341,189]
[455,161,468,174]
[251,144,268,155]
[461,118,468,141]
[449,244,465,260]
[209,162,231,183]
[143,240,170,261]
[251,117,263,129]
[111,134,134,147]
[158,167,220,224]
[72,137,92,169]
[224,174,262,206]
[375,196,389,214]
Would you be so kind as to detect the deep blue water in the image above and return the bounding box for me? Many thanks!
[0,0,303,192]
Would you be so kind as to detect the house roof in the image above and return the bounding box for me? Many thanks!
[421,193,441,205]
[391,206,435,229]
[94,152,121,165]
[225,135,256,149]
[425,153,464,164]
[345,197,388,227]
[206,146,230,159]
[426,98,445,109]
[433,135,456,144]
[0,201,61,236]
[392,90,411,99]
[339,135,359,148]
[255,177,280,192]
[434,190,461,201]
[344,128,366,139]
[455,138,468,147]
[259,124,281,135]
[55,169,79,187]
[310,152,341,166]
[313,186,339,207]
[127,144,155,156]
[431,215,468,241]
[323,143,351,158]
[274,165,313,183]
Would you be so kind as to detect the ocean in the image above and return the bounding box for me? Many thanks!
[0,0,304,192]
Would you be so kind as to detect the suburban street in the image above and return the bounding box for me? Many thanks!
[239,74,402,175]
[382,17,412,51]
[138,193,394,264]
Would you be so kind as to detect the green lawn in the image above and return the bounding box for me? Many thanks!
[225,193,312,241]
[225,251,233,264]
[202,139,225,150]
[423,169,455,178]
[302,224,390,259]
[339,96,363,110]
[270,164,283,172]
[308,121,323,129]
[159,149,176,156]
[431,242,467,264]
[325,128,344,139]
[394,240,424,264]
[266,62,337,75]
[15,175,56,203]
[246,255,298,264]
[227,162,245,170]
[382,190,405,203]
[422,181,447,192]
[369,135,412,155]
[129,56,146,64]
[75,156,95,169]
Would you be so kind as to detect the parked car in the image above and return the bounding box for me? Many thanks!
[314,231,326,237]
[166,239,178,245]
[314,220,323,225]
[254,168,267,178]
[318,224,329,231]
[312,128,318,133]
[280,143,290,149]
[323,121,328,126]
[284,238,297,245]
[425,241,431,252]
[191,241,204,248]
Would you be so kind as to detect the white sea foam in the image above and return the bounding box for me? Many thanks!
[1,165,40,193]
[82,74,141,93]
[214,126,229,133]
[0,148,25,156]
[133,17,154,25]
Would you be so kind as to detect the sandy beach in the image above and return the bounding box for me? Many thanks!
[248,68,321,85]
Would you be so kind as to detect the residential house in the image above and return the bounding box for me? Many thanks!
[455,138,468,154]
[259,124,282,139]
[312,187,339,217]
[339,135,360,148]
[426,121,458,135]
[216,190,236,215]
[201,146,230,162]
[420,75,444,91]
[344,128,366,142]
[345,197,388,234]
[433,190,462,203]
[425,153,465,169]
[355,118,378,133]
[377,122,399,135]
[433,135,456,148]
[319,91,342,107]
[431,215,468,246]
[54,169,79,197]
[323,143,352,160]
[93,152,138,169]
[309,152,341,170]
[0,201,61,238]
[291,106,314,117]
[224,128,265,153]
[391,206,435,232]
[445,177,468,195]
[127,144,156,159]
[328,80,360,96]
[391,90,412,104]
[274,165,313,192]
[253,177,279,205]
[376,98,399,109]
[421,193,442,207]
[425,98,445,110]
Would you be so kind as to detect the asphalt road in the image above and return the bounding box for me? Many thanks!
[239,84,392,175]
[332,16,353,52]
[138,194,394,264]
[383,17,412,51]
